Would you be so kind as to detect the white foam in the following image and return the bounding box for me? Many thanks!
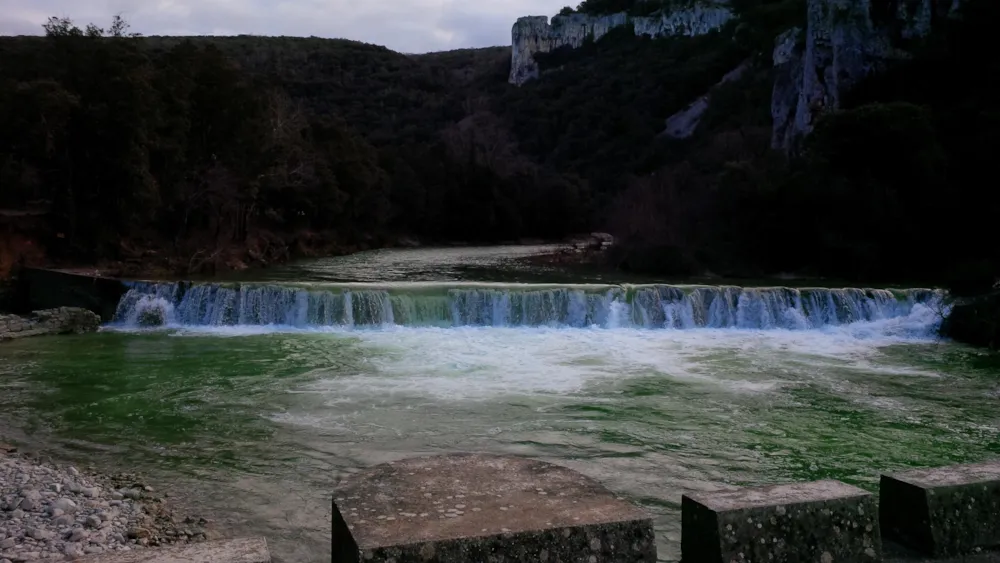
[271,318,943,409]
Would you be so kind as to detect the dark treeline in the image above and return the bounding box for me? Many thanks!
[0,17,586,275]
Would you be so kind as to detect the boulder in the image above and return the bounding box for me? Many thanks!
[0,307,101,341]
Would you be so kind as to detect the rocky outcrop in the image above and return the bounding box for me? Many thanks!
[0,307,101,341]
[772,0,963,153]
[662,60,751,139]
[509,2,734,85]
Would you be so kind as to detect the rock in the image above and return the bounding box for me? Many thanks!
[510,4,733,85]
[27,528,52,541]
[0,307,101,341]
[332,453,655,562]
[662,61,752,139]
[72,538,271,563]
[51,498,77,514]
[111,492,124,501]
[771,0,960,152]
[135,300,170,327]
[1,451,204,561]
[682,479,881,562]
[880,460,1000,556]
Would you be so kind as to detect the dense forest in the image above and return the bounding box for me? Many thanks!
[1,0,998,295]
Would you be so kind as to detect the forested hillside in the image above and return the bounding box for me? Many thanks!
[2,0,998,289]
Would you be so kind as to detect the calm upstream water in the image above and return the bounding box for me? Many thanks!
[2,246,1000,562]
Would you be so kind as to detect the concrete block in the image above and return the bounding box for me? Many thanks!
[331,453,655,562]
[881,460,1000,556]
[682,480,881,563]
[77,538,269,563]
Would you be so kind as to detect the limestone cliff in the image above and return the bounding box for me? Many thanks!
[509,2,734,86]
[772,0,962,152]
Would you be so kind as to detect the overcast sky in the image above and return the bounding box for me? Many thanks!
[0,0,569,53]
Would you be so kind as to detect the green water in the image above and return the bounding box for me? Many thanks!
[2,248,1000,562]
[2,328,1000,562]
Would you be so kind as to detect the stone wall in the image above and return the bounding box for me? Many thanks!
[509,2,733,85]
[0,307,101,342]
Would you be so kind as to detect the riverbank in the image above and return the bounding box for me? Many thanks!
[0,309,101,342]
[0,444,214,562]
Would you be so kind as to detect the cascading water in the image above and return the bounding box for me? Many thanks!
[111,281,946,333]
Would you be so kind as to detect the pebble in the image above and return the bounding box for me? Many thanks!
[51,498,77,514]
[1,453,209,561]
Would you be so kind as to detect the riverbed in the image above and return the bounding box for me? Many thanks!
[2,246,999,562]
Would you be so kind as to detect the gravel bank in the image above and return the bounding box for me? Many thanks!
[1,445,213,562]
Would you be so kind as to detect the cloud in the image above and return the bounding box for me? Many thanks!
[0,0,571,52]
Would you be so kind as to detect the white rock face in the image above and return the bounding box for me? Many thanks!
[509,2,734,85]
[771,0,963,152]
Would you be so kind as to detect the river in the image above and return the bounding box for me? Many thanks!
[1,246,999,562]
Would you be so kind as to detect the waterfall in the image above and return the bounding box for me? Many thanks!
[111,282,945,332]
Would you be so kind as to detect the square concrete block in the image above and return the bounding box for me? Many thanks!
[881,460,1000,556]
[683,480,881,563]
[331,454,656,562]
